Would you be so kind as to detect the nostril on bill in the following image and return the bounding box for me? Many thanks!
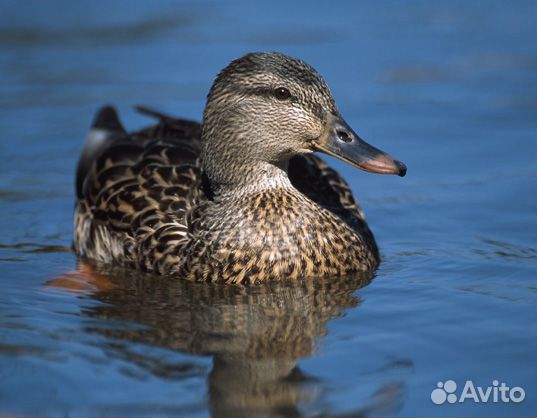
[336,130,352,143]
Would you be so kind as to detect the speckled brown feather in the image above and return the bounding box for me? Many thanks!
[74,109,205,269]
[74,108,378,283]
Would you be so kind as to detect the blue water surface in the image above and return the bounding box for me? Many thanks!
[0,1,536,417]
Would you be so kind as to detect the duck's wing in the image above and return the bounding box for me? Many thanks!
[74,106,207,271]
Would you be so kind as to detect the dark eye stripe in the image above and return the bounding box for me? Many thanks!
[233,84,326,120]
[231,84,329,115]
[232,85,296,101]
[233,85,273,97]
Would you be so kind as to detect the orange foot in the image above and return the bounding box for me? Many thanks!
[45,261,116,294]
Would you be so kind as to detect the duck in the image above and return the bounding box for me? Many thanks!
[73,52,406,284]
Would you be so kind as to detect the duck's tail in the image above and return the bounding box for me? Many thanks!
[76,105,126,198]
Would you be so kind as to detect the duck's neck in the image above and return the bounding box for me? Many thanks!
[204,158,295,200]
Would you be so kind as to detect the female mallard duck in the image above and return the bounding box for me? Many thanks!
[74,52,406,284]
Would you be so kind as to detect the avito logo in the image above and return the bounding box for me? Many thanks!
[431,380,525,405]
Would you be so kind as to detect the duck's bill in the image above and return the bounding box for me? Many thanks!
[313,114,406,177]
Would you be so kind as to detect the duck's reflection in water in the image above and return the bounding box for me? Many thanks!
[48,263,405,418]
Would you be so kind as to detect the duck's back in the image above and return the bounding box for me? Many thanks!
[74,106,377,280]
[74,106,206,272]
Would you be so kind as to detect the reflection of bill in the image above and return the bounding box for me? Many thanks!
[47,262,404,417]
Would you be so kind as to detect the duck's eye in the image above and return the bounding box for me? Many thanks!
[273,87,291,101]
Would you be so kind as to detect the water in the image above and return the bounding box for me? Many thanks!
[0,1,535,417]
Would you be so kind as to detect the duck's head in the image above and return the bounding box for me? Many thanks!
[201,52,406,191]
